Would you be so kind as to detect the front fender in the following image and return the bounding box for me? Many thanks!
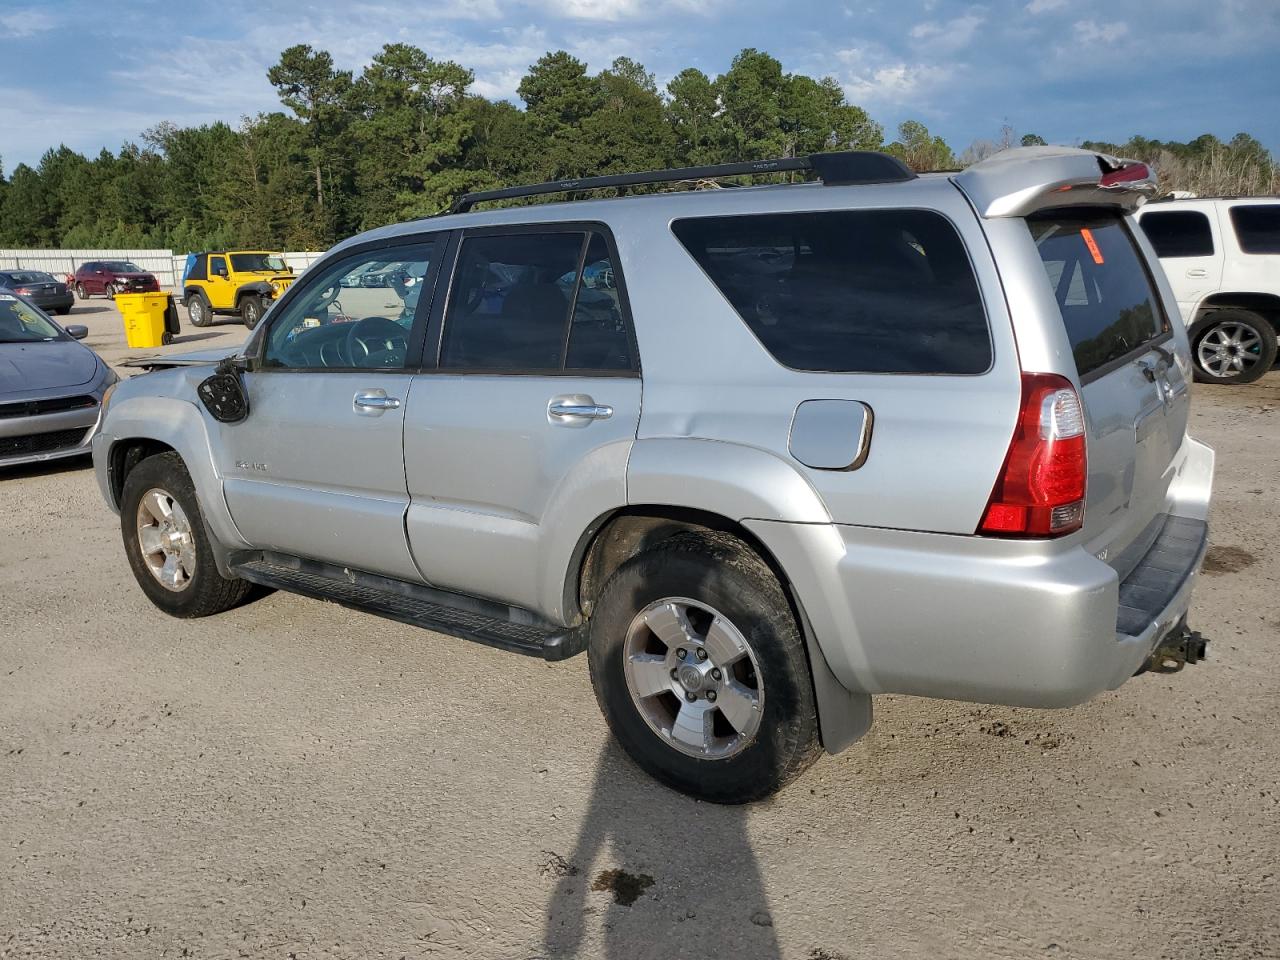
[94,390,249,555]
[235,281,274,304]
[626,437,833,524]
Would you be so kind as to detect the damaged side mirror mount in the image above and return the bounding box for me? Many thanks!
[197,356,251,423]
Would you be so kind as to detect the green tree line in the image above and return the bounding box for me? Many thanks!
[0,44,1274,251]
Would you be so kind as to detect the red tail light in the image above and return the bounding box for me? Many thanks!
[978,373,1087,537]
[13,287,32,295]
[1099,162,1150,187]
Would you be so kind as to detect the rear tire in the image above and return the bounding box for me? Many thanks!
[1191,310,1277,384]
[120,452,252,618]
[187,292,212,327]
[587,531,819,803]
[240,294,263,329]
[74,282,87,300]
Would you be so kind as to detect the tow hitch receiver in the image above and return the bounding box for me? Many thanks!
[1144,622,1208,674]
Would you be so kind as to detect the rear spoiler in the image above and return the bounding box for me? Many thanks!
[952,146,1157,218]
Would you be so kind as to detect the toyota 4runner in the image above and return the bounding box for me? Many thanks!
[181,251,296,329]
[93,147,1215,803]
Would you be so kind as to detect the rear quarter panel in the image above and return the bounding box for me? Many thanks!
[622,180,1023,535]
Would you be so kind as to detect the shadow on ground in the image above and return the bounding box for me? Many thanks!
[541,741,781,960]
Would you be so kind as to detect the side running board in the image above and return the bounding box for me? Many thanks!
[230,552,586,661]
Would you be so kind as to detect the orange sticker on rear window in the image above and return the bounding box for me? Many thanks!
[1080,228,1104,265]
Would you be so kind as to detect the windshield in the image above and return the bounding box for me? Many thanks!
[0,295,64,342]
[231,253,287,272]
[2,271,55,285]
[104,261,145,273]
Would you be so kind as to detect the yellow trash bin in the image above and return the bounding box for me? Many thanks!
[117,292,172,349]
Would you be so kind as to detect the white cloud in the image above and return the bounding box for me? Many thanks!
[532,0,718,21]
[909,10,986,53]
[1025,0,1066,13]
[0,6,58,37]
[833,45,955,106]
[1073,18,1130,43]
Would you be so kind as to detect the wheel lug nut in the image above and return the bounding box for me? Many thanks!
[684,691,697,702]
[711,668,722,681]
[706,691,717,702]
[676,648,687,661]
[695,648,708,662]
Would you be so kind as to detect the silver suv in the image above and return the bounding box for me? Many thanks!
[92,147,1215,803]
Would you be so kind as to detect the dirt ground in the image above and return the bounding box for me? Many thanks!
[2,298,1278,960]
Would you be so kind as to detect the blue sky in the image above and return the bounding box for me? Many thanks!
[1,0,1278,171]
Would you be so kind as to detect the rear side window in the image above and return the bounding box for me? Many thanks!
[1030,210,1170,378]
[1139,210,1214,258]
[1229,205,1280,254]
[671,210,991,374]
[441,231,634,373]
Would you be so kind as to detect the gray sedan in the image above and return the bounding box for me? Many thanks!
[0,270,75,315]
[0,292,116,469]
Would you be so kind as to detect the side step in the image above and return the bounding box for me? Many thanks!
[230,552,586,661]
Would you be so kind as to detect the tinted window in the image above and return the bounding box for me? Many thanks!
[1229,205,1280,254]
[263,241,436,370]
[671,210,990,374]
[1030,210,1169,377]
[441,233,582,371]
[210,257,228,276]
[1139,210,1215,258]
[564,233,633,371]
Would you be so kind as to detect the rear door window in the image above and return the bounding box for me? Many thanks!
[1229,205,1280,254]
[671,209,990,374]
[440,230,636,373]
[1138,210,1215,258]
[1030,209,1170,379]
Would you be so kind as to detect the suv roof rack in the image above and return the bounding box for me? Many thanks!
[446,150,917,214]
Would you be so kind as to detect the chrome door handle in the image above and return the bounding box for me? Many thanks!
[354,391,401,413]
[1185,268,1208,279]
[548,397,613,421]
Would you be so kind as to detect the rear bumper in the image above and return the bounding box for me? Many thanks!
[747,436,1215,710]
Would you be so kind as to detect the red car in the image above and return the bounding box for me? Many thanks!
[73,260,160,299]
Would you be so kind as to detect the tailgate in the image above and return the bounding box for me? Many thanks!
[1028,208,1191,561]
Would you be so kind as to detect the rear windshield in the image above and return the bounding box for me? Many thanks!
[1029,210,1169,378]
[1229,205,1280,254]
[671,209,990,374]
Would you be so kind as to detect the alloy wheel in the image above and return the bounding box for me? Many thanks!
[135,487,197,592]
[1197,321,1263,378]
[622,597,765,760]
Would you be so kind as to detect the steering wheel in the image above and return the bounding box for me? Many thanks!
[345,316,408,366]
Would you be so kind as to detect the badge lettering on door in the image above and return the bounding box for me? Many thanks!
[236,460,268,472]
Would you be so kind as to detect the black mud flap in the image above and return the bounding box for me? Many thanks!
[197,358,250,423]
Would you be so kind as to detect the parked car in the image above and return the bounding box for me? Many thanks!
[0,292,116,468]
[1136,197,1280,383]
[180,251,296,329]
[0,269,74,315]
[92,147,1213,802]
[73,261,160,300]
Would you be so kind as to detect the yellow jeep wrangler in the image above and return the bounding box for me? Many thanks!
[181,251,296,329]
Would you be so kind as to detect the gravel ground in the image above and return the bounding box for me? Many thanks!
[2,298,1278,960]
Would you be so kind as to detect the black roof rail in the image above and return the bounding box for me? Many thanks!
[446,150,916,214]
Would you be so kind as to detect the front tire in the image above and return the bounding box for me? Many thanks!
[1191,310,1277,384]
[587,532,819,803]
[120,452,252,618]
[240,294,263,329]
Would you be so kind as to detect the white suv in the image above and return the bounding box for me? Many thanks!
[1137,197,1280,384]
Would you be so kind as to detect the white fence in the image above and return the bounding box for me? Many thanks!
[0,248,323,288]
